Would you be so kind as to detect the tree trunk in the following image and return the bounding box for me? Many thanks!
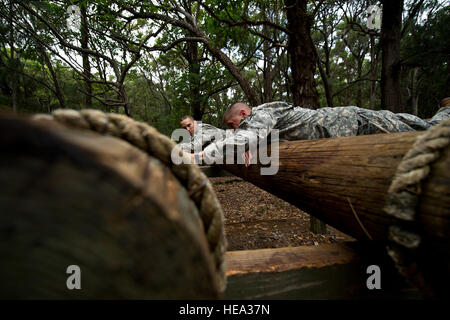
[40,46,66,109]
[369,33,377,110]
[262,5,273,103]
[316,46,334,108]
[263,43,273,103]
[381,0,404,112]
[80,3,92,108]
[185,41,203,120]
[356,59,363,108]
[285,0,320,109]
[446,54,450,97]
[119,83,131,117]
[9,0,18,112]
[411,68,420,116]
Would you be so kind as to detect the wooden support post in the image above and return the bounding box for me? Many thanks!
[310,216,327,235]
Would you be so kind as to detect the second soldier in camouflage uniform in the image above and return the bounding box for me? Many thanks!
[178,115,225,153]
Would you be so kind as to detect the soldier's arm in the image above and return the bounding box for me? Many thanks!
[178,141,194,153]
[202,110,277,164]
[196,126,225,151]
[429,106,450,126]
[394,113,431,130]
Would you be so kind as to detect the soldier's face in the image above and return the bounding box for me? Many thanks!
[225,115,242,130]
[181,118,195,136]
[226,109,249,129]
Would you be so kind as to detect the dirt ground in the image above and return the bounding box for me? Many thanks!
[210,177,354,251]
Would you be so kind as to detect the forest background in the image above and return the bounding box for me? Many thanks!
[1,0,449,135]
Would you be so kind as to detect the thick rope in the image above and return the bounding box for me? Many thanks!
[385,118,450,221]
[32,109,227,292]
[384,117,450,295]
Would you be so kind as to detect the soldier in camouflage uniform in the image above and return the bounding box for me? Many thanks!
[178,115,225,153]
[198,101,450,164]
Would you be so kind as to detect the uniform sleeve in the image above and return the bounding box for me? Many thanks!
[178,141,193,153]
[429,106,450,126]
[202,110,277,164]
[395,113,431,131]
[188,126,225,153]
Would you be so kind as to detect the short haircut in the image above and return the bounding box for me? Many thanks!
[180,115,194,122]
[223,102,250,122]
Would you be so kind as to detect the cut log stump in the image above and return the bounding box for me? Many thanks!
[0,115,220,299]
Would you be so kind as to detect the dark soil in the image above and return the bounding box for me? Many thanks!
[210,177,354,251]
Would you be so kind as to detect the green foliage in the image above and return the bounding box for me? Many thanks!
[0,0,448,135]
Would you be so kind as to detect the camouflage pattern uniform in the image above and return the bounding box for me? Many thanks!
[202,101,450,162]
[178,122,225,153]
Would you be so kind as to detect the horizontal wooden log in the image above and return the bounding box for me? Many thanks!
[225,243,359,276]
[221,131,449,242]
[0,116,219,299]
[225,243,421,299]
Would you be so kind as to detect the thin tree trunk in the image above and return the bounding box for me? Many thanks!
[120,84,130,117]
[80,3,92,108]
[356,59,363,108]
[316,44,334,108]
[369,33,377,110]
[183,1,203,119]
[9,0,18,112]
[285,0,319,109]
[262,5,273,103]
[186,41,202,120]
[411,68,420,116]
[381,0,404,112]
[40,46,66,109]
[446,54,450,98]
[263,43,273,103]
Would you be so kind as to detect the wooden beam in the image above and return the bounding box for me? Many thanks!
[225,243,422,299]
[220,131,449,243]
[225,243,359,276]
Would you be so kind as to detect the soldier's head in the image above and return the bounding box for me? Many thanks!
[223,102,251,129]
[180,115,196,136]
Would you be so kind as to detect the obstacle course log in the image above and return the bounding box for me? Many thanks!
[221,125,450,296]
[221,131,449,241]
[0,115,222,299]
